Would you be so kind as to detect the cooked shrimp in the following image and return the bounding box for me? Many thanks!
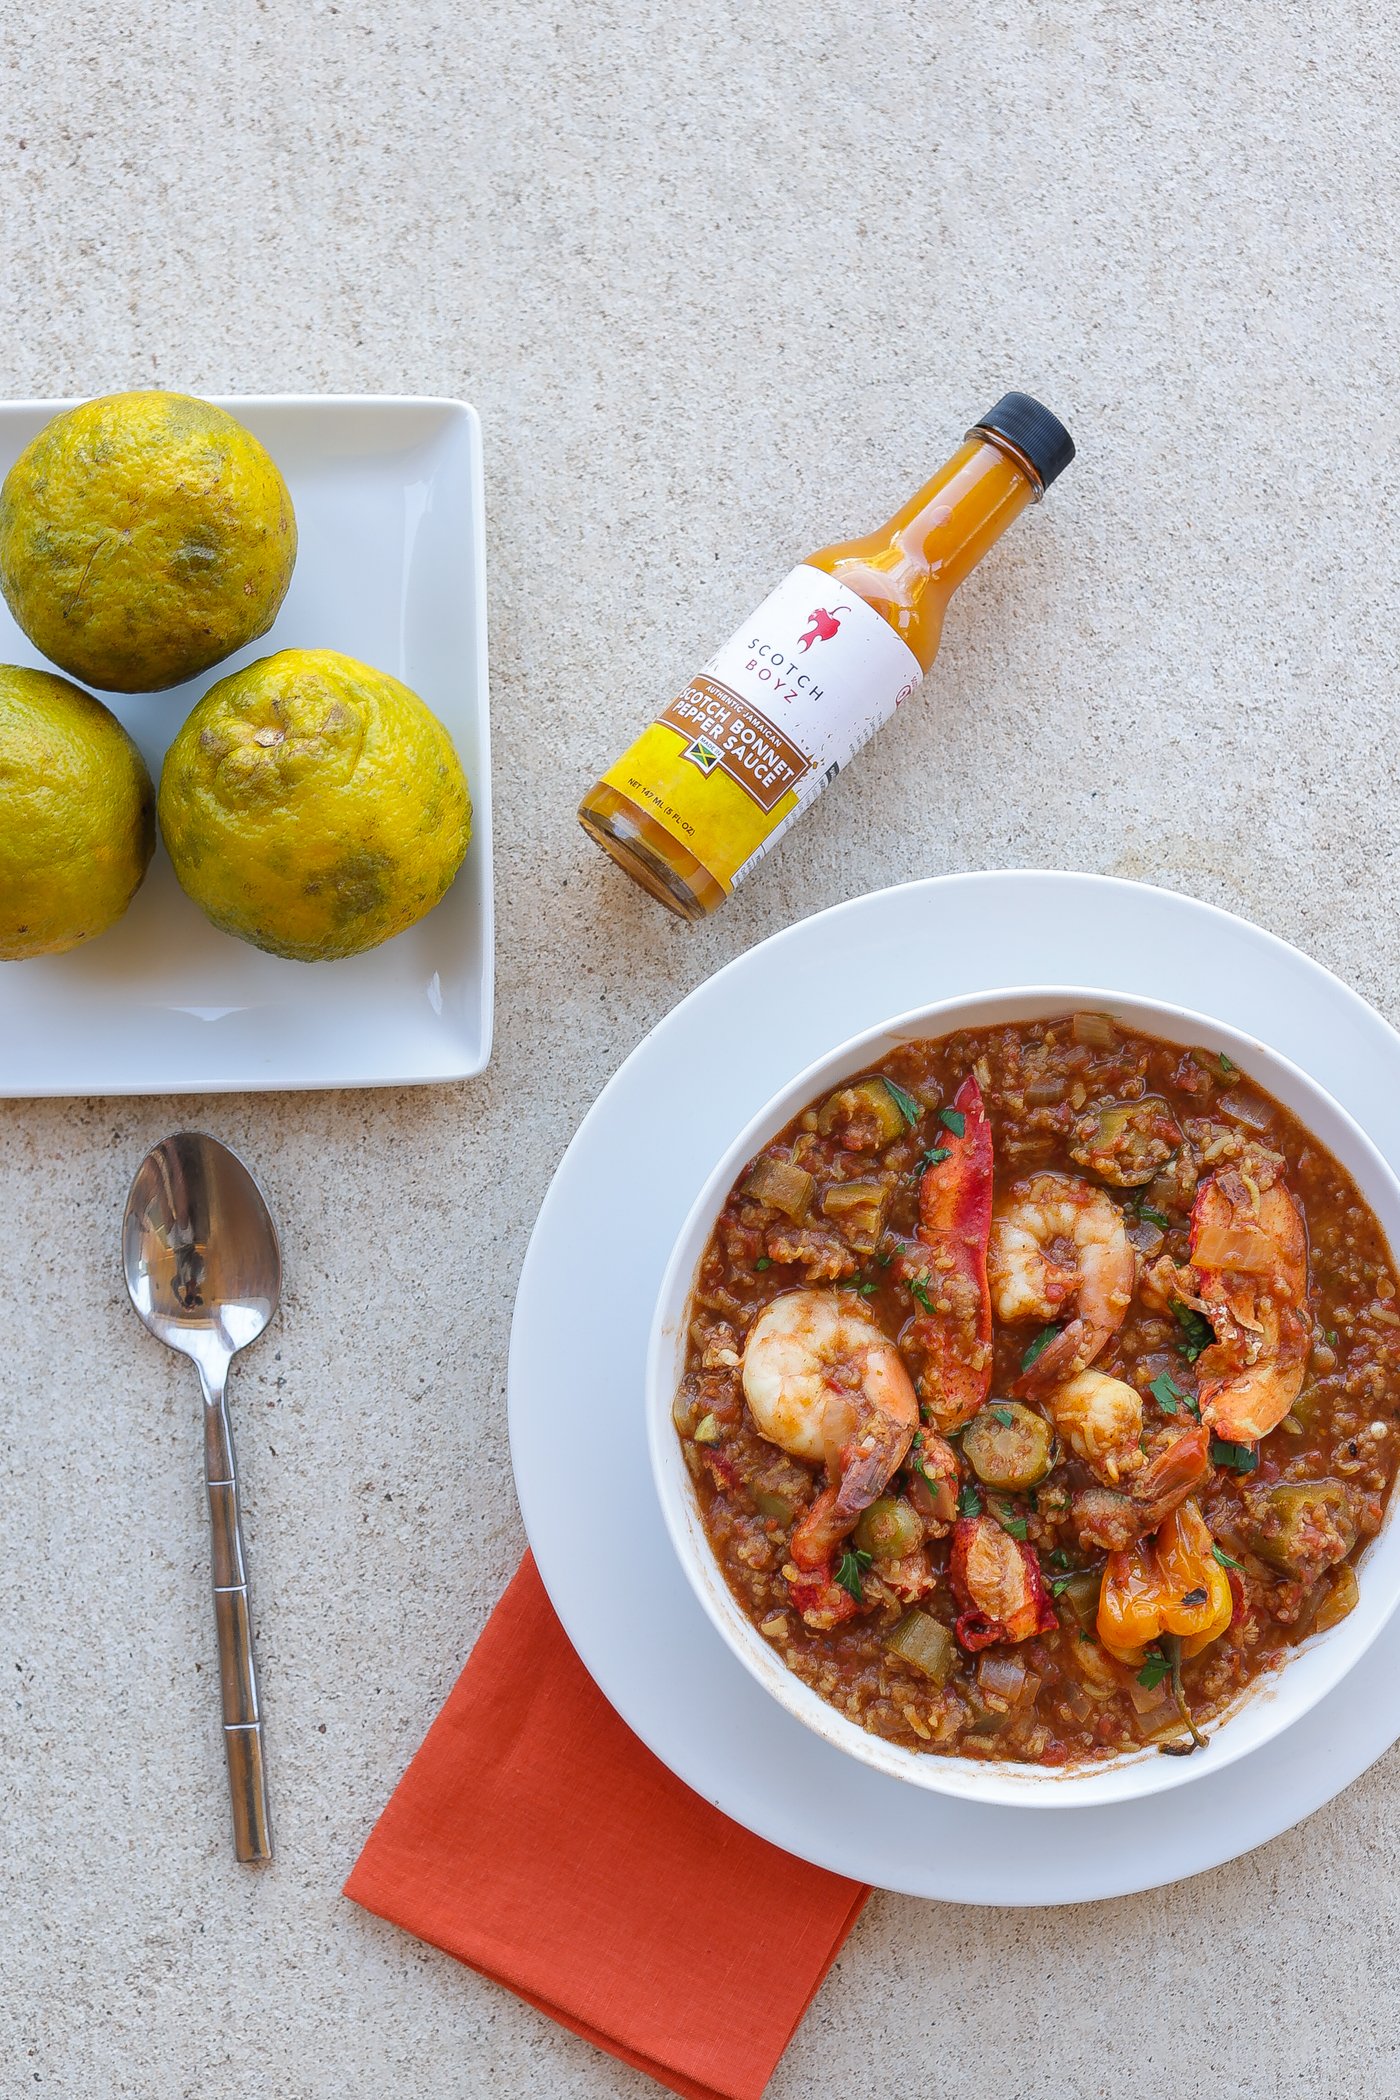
[1189,1148,1310,1442]
[742,1289,918,1583]
[987,1173,1134,1391]
[1042,1369,1144,1485]
[1073,1425,1212,1551]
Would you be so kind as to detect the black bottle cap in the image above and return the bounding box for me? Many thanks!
[969,392,1075,491]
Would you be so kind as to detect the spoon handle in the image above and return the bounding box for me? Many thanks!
[204,1377,272,1862]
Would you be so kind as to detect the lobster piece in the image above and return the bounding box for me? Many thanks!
[907,1073,994,1431]
[783,1563,862,1632]
[1189,1148,1310,1443]
[949,1515,1058,1651]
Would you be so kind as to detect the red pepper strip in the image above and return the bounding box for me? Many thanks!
[949,1515,1058,1651]
[909,1072,994,1431]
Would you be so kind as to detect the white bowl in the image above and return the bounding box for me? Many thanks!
[647,986,1400,1809]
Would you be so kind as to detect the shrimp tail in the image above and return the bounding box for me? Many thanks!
[791,1406,915,1565]
[911,1073,994,1429]
[790,1483,845,1568]
[1073,1424,1213,1549]
[1014,1320,1091,1396]
[1134,1422,1212,1527]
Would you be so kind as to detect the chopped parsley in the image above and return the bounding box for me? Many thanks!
[1210,1436,1258,1473]
[1047,1547,1075,1571]
[938,1105,967,1138]
[754,1256,772,1271]
[1149,1370,1185,1415]
[1021,1325,1059,1373]
[1212,1544,1244,1571]
[1050,1568,1091,1598]
[1137,1645,1171,1691]
[834,1546,872,1602]
[918,1145,952,1171]
[1217,1051,1236,1077]
[1327,1329,1339,1348]
[957,1482,983,1519]
[1130,1198,1172,1229]
[993,1502,1029,1541]
[909,1274,936,1315]
[884,1079,923,1130]
[1172,1302,1215,1363]
[910,1434,941,1488]
[839,1274,878,1297]
[991,1405,1014,1428]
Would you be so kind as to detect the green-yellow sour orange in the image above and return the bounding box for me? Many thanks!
[0,390,296,693]
[0,663,155,959]
[158,648,472,962]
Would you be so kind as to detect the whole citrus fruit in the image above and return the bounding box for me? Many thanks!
[0,391,296,693]
[0,663,155,958]
[158,649,471,962]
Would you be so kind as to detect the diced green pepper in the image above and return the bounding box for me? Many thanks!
[820,1178,891,1253]
[883,1609,955,1684]
[692,1413,722,1446]
[741,1153,815,1220]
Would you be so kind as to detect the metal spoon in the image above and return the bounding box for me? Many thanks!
[123,1132,279,1862]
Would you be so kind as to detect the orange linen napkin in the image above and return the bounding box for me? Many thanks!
[345,1552,869,2100]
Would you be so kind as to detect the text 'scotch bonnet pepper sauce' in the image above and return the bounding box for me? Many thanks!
[578,392,1075,921]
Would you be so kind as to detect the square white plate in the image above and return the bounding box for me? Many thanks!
[0,395,493,1096]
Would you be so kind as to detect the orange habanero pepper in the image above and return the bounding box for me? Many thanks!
[1097,1499,1233,1667]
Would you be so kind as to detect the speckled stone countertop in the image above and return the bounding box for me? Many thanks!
[3,3,1399,2093]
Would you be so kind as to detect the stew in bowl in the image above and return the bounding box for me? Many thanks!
[648,990,1400,1805]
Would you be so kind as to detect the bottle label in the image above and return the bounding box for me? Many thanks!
[600,564,922,893]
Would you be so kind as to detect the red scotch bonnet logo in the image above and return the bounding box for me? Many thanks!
[796,607,842,651]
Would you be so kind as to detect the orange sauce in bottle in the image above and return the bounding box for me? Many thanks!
[579,395,1073,920]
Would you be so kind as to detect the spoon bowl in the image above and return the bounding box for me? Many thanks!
[123,1132,281,1376]
[123,1131,281,1862]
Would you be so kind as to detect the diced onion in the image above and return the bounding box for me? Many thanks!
[1217,1089,1275,1132]
[884,1610,955,1684]
[976,1653,1034,1707]
[1072,1011,1119,1050]
[1191,1217,1276,1273]
[1126,1674,1177,1724]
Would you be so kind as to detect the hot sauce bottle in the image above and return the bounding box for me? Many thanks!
[578,392,1074,920]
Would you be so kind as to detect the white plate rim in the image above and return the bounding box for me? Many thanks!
[508,871,1400,1901]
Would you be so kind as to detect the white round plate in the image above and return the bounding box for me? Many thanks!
[508,872,1400,1903]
